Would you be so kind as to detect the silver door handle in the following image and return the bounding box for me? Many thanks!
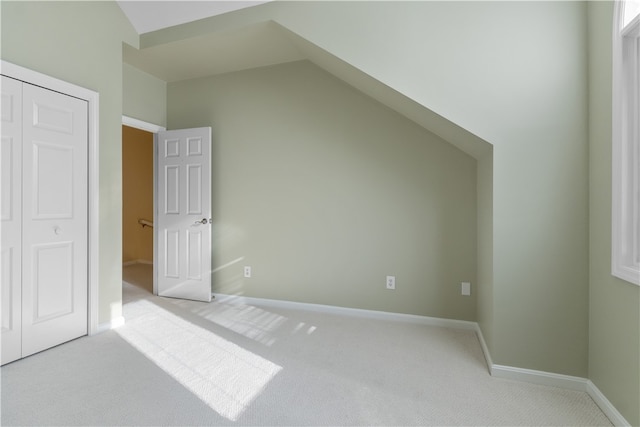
[194,218,211,225]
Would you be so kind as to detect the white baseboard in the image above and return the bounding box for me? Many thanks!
[93,316,125,335]
[491,364,589,391]
[474,325,630,426]
[212,293,477,331]
[123,259,153,267]
[587,381,632,427]
[474,324,493,373]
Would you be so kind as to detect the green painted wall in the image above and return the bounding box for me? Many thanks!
[587,3,640,425]
[7,3,635,422]
[476,152,494,355]
[1,1,138,325]
[168,61,478,319]
[152,0,590,379]
[290,0,590,379]
[123,63,166,127]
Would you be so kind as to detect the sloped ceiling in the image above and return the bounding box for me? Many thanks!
[120,2,491,159]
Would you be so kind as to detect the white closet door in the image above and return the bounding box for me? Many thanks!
[20,83,88,357]
[1,76,23,365]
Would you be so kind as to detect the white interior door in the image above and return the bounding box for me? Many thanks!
[156,127,212,302]
[1,76,23,365]
[0,79,89,364]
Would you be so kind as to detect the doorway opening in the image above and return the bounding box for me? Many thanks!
[122,125,154,296]
[121,117,213,303]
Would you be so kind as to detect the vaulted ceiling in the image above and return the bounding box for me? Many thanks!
[119,1,491,159]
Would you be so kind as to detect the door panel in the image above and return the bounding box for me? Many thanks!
[157,127,211,302]
[187,229,202,280]
[165,165,180,214]
[165,229,180,278]
[32,102,74,134]
[0,76,23,365]
[187,164,202,214]
[32,141,74,218]
[32,242,74,322]
[21,83,88,358]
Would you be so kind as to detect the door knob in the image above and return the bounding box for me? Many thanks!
[193,218,212,225]
[53,226,62,235]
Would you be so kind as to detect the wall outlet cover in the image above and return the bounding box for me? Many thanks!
[461,282,471,296]
[386,275,396,290]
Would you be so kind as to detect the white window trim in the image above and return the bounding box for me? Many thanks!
[612,1,640,286]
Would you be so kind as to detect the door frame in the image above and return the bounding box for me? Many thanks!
[122,116,165,296]
[1,60,100,335]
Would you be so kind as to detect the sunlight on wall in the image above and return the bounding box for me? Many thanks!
[110,302,123,326]
[116,299,282,421]
[211,256,245,274]
[210,256,247,297]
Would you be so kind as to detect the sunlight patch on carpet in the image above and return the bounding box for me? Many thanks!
[116,299,282,421]
[196,303,288,346]
[166,297,293,346]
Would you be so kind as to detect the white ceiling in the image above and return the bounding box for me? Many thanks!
[123,21,304,81]
[117,1,270,34]
[118,1,491,158]
[119,1,301,82]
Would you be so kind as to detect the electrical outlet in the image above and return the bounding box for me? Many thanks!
[386,275,396,290]
[244,266,252,278]
[461,282,471,296]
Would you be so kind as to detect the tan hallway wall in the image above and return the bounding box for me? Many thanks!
[122,125,154,264]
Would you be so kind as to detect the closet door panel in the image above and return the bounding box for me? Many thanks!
[1,76,23,365]
[21,83,88,357]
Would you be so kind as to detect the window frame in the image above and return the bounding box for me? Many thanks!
[612,0,640,286]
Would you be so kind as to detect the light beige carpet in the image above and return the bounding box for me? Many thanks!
[0,265,612,426]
